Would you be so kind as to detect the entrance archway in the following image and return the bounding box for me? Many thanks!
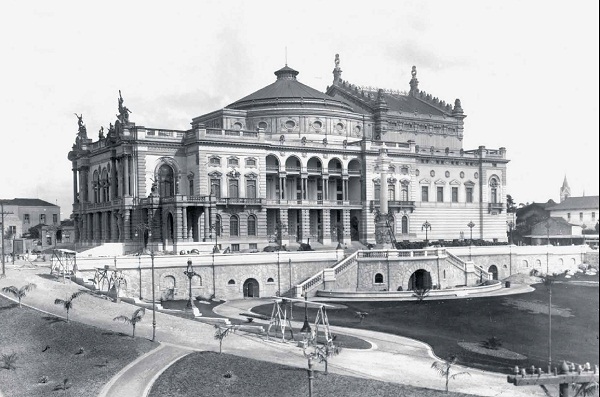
[488,265,498,280]
[408,269,432,290]
[243,278,260,298]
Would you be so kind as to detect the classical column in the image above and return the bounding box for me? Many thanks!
[301,176,308,200]
[72,167,79,203]
[279,209,289,243]
[123,209,131,242]
[342,178,348,201]
[110,157,117,199]
[322,209,332,245]
[301,209,311,243]
[81,213,88,242]
[110,211,119,242]
[323,176,329,201]
[342,209,351,243]
[124,156,130,196]
[182,207,188,241]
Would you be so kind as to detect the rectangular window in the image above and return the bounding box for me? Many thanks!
[437,186,444,202]
[452,187,459,203]
[53,214,58,224]
[421,186,429,202]
[245,158,256,167]
[401,187,409,201]
[209,157,221,166]
[246,179,257,199]
[249,243,257,250]
[579,212,584,221]
[388,185,395,201]
[40,214,46,224]
[567,213,571,220]
[229,179,239,198]
[466,187,473,203]
[231,244,239,252]
[9,226,16,235]
[228,158,239,167]
[24,214,30,223]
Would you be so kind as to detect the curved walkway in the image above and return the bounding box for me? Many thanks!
[0,263,545,397]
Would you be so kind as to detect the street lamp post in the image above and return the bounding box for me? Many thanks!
[545,220,551,275]
[300,294,312,342]
[421,221,431,246]
[507,221,515,276]
[467,221,475,261]
[209,222,222,253]
[183,259,199,309]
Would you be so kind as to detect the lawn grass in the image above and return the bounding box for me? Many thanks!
[253,276,599,373]
[0,295,157,397]
[149,351,478,397]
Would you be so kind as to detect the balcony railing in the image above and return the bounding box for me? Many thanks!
[370,200,416,212]
[488,203,504,214]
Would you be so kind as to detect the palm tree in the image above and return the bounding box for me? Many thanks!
[2,283,36,307]
[54,291,85,323]
[1,352,18,370]
[431,355,471,393]
[214,325,235,354]
[113,308,145,337]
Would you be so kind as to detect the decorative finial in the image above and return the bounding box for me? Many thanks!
[452,98,463,114]
[333,53,342,83]
[409,66,419,96]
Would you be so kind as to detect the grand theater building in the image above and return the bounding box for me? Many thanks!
[68,56,508,253]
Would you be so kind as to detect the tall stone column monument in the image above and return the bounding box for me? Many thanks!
[374,147,395,249]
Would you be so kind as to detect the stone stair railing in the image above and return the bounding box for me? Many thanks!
[446,251,467,272]
[295,251,359,297]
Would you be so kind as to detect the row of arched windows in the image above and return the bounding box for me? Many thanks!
[213,214,257,236]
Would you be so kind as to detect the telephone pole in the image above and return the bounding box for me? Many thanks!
[1,200,14,278]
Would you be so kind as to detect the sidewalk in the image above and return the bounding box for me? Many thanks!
[0,263,545,397]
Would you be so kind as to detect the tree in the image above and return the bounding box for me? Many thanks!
[431,355,471,393]
[2,283,36,307]
[54,291,85,323]
[313,339,341,375]
[214,325,236,354]
[506,194,517,213]
[1,352,18,370]
[412,287,431,303]
[113,308,145,337]
[354,311,369,324]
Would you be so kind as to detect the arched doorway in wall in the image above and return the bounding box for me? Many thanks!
[408,269,432,290]
[166,212,175,243]
[243,278,260,298]
[162,275,176,301]
[488,265,499,280]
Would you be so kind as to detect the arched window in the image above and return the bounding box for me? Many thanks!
[523,259,529,267]
[401,216,408,234]
[158,164,175,197]
[489,177,499,204]
[101,168,109,202]
[227,279,235,285]
[93,171,100,203]
[374,273,384,284]
[373,182,381,201]
[267,277,274,283]
[535,259,542,267]
[247,215,257,236]
[230,215,239,236]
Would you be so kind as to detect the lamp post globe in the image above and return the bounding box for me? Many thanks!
[184,259,197,309]
[421,221,431,245]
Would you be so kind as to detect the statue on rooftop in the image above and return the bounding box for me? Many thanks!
[74,113,87,138]
[117,90,132,123]
[98,126,105,140]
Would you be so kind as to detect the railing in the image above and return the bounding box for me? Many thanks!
[348,169,361,176]
[333,251,359,276]
[307,167,323,173]
[285,166,301,172]
[327,168,342,174]
[224,198,263,205]
[446,251,466,271]
[266,165,279,172]
[488,203,504,213]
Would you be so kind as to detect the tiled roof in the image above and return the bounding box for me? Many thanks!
[0,198,58,207]
[547,196,599,211]
[228,66,353,112]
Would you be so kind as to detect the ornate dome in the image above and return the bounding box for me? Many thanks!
[227,65,353,112]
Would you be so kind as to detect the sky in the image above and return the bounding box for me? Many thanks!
[1,0,598,219]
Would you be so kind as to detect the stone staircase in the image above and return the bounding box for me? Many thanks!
[295,251,359,297]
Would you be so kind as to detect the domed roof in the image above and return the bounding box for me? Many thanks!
[228,65,353,111]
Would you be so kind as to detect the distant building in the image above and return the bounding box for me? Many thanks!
[527,217,585,246]
[546,195,599,230]
[0,198,60,238]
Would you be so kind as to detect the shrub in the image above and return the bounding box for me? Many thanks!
[480,337,503,350]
